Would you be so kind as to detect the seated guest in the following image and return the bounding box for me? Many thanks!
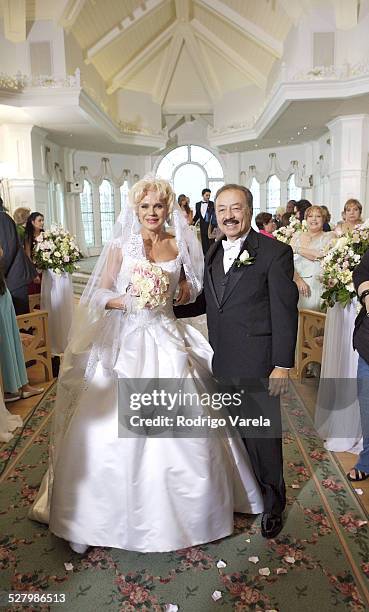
[320,205,332,232]
[348,248,369,481]
[0,198,37,314]
[13,207,31,242]
[0,245,44,402]
[335,198,362,235]
[255,212,276,239]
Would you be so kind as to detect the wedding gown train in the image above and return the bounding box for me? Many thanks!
[30,237,263,552]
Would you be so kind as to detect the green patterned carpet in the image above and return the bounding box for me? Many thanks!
[1,383,369,611]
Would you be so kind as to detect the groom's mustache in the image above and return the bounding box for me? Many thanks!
[223,219,239,225]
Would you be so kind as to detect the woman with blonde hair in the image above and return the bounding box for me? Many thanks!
[30,177,262,554]
[290,205,335,310]
[13,207,31,241]
[335,198,363,235]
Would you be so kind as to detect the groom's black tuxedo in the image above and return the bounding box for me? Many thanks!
[175,228,299,514]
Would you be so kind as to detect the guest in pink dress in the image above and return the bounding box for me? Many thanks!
[255,212,276,239]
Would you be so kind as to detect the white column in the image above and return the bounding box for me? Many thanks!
[327,115,369,221]
[0,124,49,215]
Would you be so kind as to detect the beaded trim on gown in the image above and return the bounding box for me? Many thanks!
[29,234,263,553]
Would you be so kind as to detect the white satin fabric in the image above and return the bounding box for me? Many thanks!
[32,252,263,553]
[0,394,22,442]
[315,300,362,454]
[40,270,74,355]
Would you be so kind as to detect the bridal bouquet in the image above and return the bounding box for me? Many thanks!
[33,225,82,275]
[273,215,307,244]
[321,224,369,308]
[129,261,170,309]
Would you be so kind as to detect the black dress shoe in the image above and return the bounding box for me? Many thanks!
[261,512,283,539]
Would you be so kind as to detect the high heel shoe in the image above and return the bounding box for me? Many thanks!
[69,542,89,554]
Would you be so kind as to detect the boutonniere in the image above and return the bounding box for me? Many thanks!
[234,249,255,267]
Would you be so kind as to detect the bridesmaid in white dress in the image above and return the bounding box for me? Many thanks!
[29,178,263,554]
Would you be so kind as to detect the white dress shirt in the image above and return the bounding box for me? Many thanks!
[200,201,208,219]
[222,231,249,274]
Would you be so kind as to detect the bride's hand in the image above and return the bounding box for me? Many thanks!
[296,278,311,298]
[105,295,127,310]
[175,280,191,305]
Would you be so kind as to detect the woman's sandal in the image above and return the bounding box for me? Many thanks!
[347,468,369,482]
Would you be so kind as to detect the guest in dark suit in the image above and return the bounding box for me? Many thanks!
[192,188,215,254]
[0,198,37,314]
[176,184,299,538]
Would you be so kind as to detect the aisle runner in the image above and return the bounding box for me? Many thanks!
[1,382,369,611]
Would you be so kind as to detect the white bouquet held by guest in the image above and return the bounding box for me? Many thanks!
[129,261,169,309]
[321,225,369,309]
[274,214,307,244]
[33,225,82,275]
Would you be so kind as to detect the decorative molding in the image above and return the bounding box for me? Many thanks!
[85,0,169,64]
[107,22,177,94]
[197,0,283,58]
[0,69,81,91]
[3,0,26,43]
[60,0,87,29]
[182,24,221,102]
[175,0,191,21]
[153,31,184,106]
[209,58,369,145]
[240,156,310,186]
[191,19,267,89]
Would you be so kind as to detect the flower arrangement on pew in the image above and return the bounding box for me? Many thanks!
[273,215,307,244]
[321,223,369,308]
[33,225,82,275]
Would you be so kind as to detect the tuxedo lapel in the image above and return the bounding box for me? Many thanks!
[206,241,222,308]
[220,228,259,306]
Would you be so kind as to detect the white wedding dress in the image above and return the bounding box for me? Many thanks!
[30,234,263,553]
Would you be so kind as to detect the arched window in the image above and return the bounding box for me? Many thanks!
[80,180,94,246]
[99,179,115,245]
[287,173,302,201]
[156,145,224,210]
[266,175,280,215]
[120,180,129,211]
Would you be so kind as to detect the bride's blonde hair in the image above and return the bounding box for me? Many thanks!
[129,177,175,214]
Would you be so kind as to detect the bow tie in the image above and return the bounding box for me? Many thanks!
[222,238,242,252]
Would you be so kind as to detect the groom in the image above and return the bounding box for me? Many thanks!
[176,184,298,538]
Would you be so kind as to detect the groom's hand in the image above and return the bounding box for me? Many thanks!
[174,280,191,305]
[268,367,289,396]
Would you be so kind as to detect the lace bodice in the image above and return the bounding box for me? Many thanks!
[117,232,182,321]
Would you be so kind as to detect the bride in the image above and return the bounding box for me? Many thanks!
[29,178,263,554]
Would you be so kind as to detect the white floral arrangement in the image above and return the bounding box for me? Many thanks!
[129,261,170,309]
[273,215,307,244]
[321,224,369,308]
[33,225,82,275]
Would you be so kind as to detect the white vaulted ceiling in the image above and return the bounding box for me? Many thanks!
[67,0,293,111]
